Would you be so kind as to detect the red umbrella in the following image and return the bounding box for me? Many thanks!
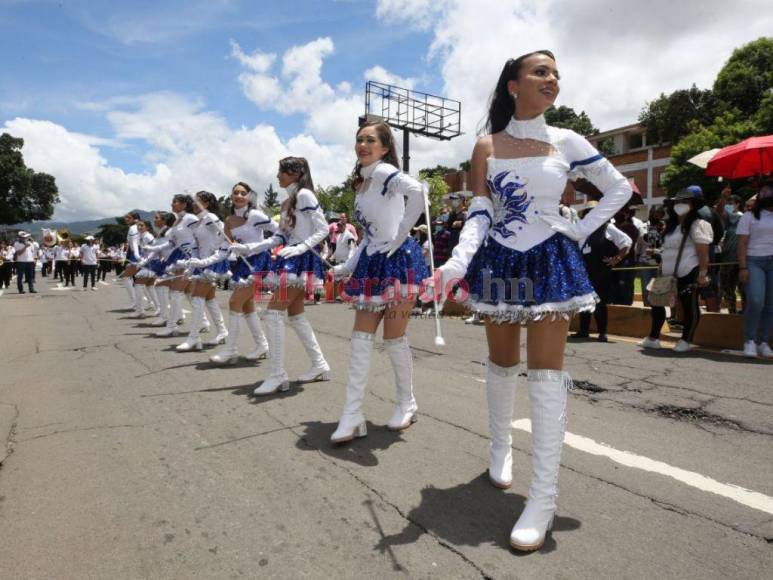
[705,135,773,179]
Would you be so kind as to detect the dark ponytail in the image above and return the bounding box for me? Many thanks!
[483,50,556,135]
[172,194,194,214]
[278,157,315,229]
[195,190,220,219]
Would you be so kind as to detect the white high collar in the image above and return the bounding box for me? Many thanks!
[504,114,550,143]
[234,206,248,218]
[285,182,299,196]
[360,160,381,180]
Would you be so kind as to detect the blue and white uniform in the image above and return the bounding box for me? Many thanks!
[263,184,329,289]
[228,207,278,287]
[135,230,157,278]
[188,210,231,283]
[126,223,140,264]
[139,228,175,278]
[446,115,632,322]
[334,161,429,311]
[156,212,198,279]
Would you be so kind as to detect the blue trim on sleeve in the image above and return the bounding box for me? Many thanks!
[380,171,400,196]
[467,209,493,228]
[569,154,603,170]
[299,203,320,212]
[253,220,271,227]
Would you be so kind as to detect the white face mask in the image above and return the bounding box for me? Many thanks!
[673,203,691,216]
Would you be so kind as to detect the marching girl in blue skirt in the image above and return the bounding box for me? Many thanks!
[154,194,199,338]
[243,157,331,396]
[209,182,278,365]
[174,191,231,352]
[122,211,142,312]
[329,121,429,443]
[131,219,161,318]
[136,212,176,328]
[436,51,631,551]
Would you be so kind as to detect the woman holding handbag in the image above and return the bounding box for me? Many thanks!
[639,186,712,352]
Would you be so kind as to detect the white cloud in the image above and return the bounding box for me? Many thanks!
[364,65,416,90]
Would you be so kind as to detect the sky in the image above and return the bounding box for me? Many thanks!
[1,0,771,221]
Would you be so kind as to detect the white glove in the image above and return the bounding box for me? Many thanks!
[187,258,204,269]
[539,215,584,242]
[419,266,456,305]
[278,243,308,259]
[230,243,249,255]
[384,236,407,259]
[332,264,351,280]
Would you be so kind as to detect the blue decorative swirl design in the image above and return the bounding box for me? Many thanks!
[355,206,374,238]
[486,171,531,239]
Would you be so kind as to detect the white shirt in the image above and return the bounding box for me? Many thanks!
[272,187,328,249]
[660,220,713,278]
[737,210,773,257]
[80,243,98,265]
[332,228,356,262]
[14,240,36,262]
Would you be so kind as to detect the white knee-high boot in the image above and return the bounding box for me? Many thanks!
[244,310,269,361]
[330,332,373,443]
[510,369,570,552]
[130,283,145,318]
[253,310,289,395]
[487,360,518,489]
[176,296,204,351]
[156,290,182,337]
[384,335,418,431]
[203,298,228,346]
[151,286,169,327]
[123,276,136,308]
[147,285,161,316]
[287,313,330,382]
[210,311,242,364]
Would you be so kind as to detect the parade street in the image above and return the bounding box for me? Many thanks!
[1,279,771,580]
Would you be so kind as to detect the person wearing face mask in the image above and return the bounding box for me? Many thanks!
[737,184,773,358]
[718,194,744,314]
[639,187,712,352]
[446,194,467,251]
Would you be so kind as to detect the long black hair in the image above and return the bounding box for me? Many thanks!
[156,211,175,236]
[483,50,556,135]
[195,190,220,219]
[752,186,773,219]
[352,121,401,190]
[278,157,314,229]
[172,194,194,214]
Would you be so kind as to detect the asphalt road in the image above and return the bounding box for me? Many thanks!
[1,276,771,580]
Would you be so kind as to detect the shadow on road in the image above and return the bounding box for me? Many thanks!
[375,473,581,555]
[293,420,407,467]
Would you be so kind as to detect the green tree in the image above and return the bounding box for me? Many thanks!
[262,183,280,215]
[639,85,719,145]
[458,160,471,172]
[544,105,597,136]
[96,218,129,247]
[661,111,757,198]
[0,133,60,225]
[417,169,449,215]
[752,89,773,134]
[714,37,773,118]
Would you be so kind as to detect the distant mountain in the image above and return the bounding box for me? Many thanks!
[4,210,160,237]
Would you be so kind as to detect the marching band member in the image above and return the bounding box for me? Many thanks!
[329,121,428,443]
[174,191,230,352]
[122,212,142,310]
[210,182,277,365]
[154,195,199,338]
[238,157,331,395]
[138,212,177,327]
[133,220,163,317]
[80,236,99,290]
[435,51,631,551]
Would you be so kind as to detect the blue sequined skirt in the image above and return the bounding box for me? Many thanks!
[159,248,189,280]
[267,249,326,289]
[463,234,597,322]
[191,258,231,283]
[126,248,138,264]
[230,252,273,288]
[344,237,429,311]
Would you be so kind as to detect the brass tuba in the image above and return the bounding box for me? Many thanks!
[42,228,57,247]
[56,228,71,244]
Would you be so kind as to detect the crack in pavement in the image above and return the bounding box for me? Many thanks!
[259,407,493,580]
[17,424,144,443]
[0,402,20,466]
[194,425,297,451]
[113,342,153,372]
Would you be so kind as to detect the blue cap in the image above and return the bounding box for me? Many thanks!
[686,185,703,198]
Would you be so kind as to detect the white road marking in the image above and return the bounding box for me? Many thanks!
[52,283,74,291]
[99,281,109,286]
[512,418,773,516]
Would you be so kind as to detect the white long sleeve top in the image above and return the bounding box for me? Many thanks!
[152,212,198,257]
[230,207,278,246]
[353,161,425,257]
[268,186,328,250]
[192,210,228,259]
[127,224,140,258]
